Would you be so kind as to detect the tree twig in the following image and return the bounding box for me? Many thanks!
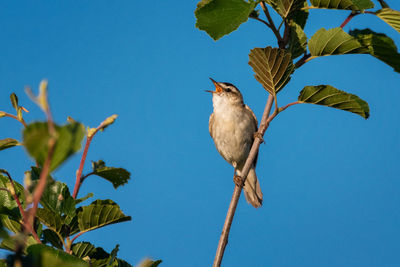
[72,115,117,199]
[340,12,359,28]
[250,16,271,28]
[1,112,27,127]
[213,94,274,267]
[260,2,283,45]
[72,135,96,199]
[0,170,41,243]
[24,85,56,242]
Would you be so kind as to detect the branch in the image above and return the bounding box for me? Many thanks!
[213,98,301,266]
[0,170,26,220]
[1,112,27,127]
[213,94,274,267]
[250,16,272,28]
[340,12,359,28]
[72,135,95,199]
[72,115,117,199]
[260,2,283,46]
[0,170,41,243]
[70,231,86,244]
[24,89,56,242]
[295,52,319,68]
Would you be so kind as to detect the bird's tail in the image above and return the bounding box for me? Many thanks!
[239,167,263,208]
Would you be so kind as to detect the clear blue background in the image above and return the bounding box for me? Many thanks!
[1,1,400,266]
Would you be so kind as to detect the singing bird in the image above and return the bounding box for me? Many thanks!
[207,78,262,208]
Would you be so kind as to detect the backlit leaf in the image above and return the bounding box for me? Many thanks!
[78,199,131,233]
[0,174,25,217]
[10,93,18,110]
[90,160,130,189]
[376,8,400,34]
[0,138,20,151]
[309,0,374,10]
[308,27,366,56]
[36,208,64,233]
[298,85,369,119]
[288,22,308,58]
[27,244,88,267]
[264,0,307,19]
[23,122,85,171]
[350,29,400,73]
[71,242,96,259]
[195,0,258,40]
[40,180,76,223]
[42,229,63,249]
[248,47,294,95]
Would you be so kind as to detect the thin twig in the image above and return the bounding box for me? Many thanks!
[260,2,283,45]
[294,53,314,68]
[0,170,26,220]
[72,115,116,199]
[70,231,85,244]
[1,113,27,127]
[340,12,359,28]
[0,170,41,243]
[250,17,271,28]
[213,94,274,267]
[25,98,56,242]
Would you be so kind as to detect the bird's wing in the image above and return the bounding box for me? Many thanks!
[245,105,258,131]
[245,105,259,166]
[209,113,214,138]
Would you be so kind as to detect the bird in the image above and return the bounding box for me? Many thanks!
[207,78,263,208]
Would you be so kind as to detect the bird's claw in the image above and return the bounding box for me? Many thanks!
[254,132,264,144]
[233,175,244,187]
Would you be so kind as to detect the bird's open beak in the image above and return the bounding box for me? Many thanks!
[205,77,223,93]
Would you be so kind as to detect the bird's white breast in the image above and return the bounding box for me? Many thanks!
[211,94,256,168]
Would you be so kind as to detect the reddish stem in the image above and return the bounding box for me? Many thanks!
[3,113,27,127]
[1,170,26,220]
[72,134,95,199]
[70,231,85,244]
[1,171,41,243]
[340,13,359,28]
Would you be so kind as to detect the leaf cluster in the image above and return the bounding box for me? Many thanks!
[0,86,161,266]
[195,0,400,118]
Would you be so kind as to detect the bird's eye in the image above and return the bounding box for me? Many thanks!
[225,88,231,92]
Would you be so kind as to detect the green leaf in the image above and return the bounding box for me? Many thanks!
[248,46,294,96]
[23,122,85,171]
[264,0,307,19]
[0,234,37,253]
[309,0,374,10]
[42,229,64,249]
[107,244,119,266]
[0,138,20,151]
[308,27,366,56]
[195,0,258,40]
[375,8,400,34]
[40,181,76,223]
[27,244,89,267]
[10,93,18,110]
[78,199,131,234]
[298,85,369,119]
[0,215,21,233]
[350,29,400,73]
[75,192,94,205]
[288,22,308,58]
[36,208,64,233]
[71,242,97,259]
[90,160,130,189]
[0,174,25,217]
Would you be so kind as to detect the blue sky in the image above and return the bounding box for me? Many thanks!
[1,1,400,266]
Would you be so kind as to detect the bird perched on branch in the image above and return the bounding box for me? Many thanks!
[207,78,262,208]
